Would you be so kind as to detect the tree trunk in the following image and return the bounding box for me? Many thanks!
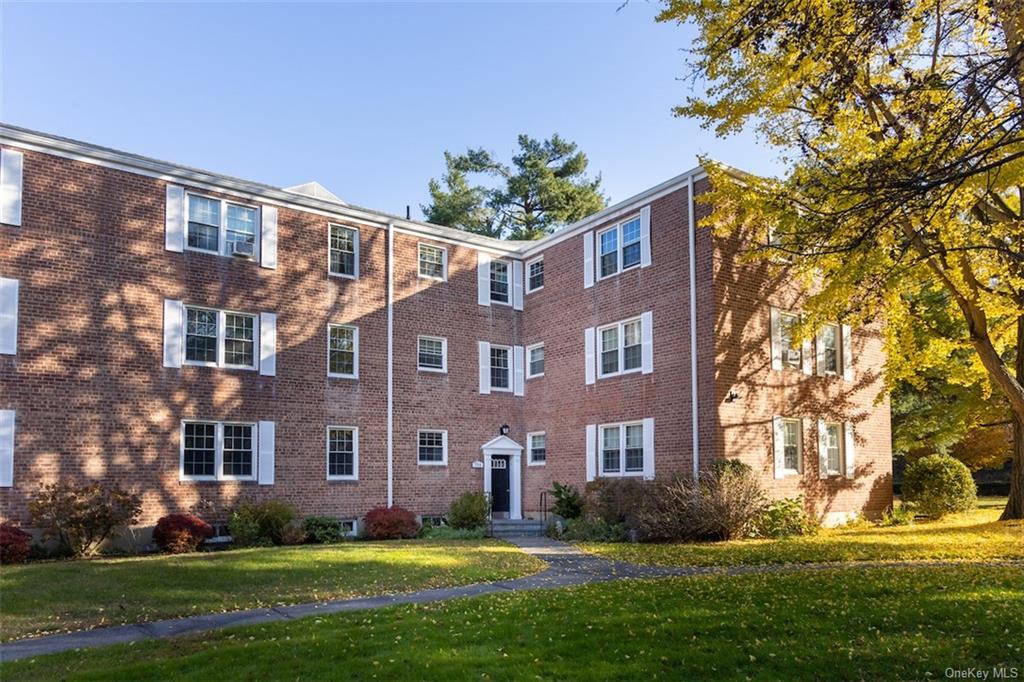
[1001,315,1024,520]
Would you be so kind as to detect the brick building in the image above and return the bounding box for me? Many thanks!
[0,125,892,534]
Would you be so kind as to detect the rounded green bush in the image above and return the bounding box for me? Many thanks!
[447,492,490,530]
[902,454,976,518]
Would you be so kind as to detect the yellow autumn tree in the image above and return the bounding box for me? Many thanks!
[657,0,1024,518]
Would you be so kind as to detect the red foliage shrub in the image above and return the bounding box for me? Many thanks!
[363,506,419,540]
[0,522,32,564]
[153,513,214,553]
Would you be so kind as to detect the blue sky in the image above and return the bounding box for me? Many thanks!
[1,2,780,220]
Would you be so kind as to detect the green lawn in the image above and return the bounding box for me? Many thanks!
[4,564,1021,681]
[582,506,1024,567]
[0,539,543,642]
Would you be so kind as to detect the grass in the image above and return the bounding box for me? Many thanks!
[3,564,1021,681]
[581,505,1024,567]
[0,539,544,642]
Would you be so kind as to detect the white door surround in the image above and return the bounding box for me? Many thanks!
[480,435,523,520]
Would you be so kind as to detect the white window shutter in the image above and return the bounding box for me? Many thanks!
[844,421,856,479]
[641,311,654,374]
[441,248,449,281]
[0,410,14,487]
[260,206,277,269]
[584,327,596,385]
[0,149,24,227]
[815,329,827,376]
[639,205,652,267]
[841,324,853,381]
[642,417,655,480]
[477,252,491,306]
[0,278,18,355]
[817,419,829,479]
[513,345,525,396]
[163,299,184,368]
[478,341,491,394]
[583,231,595,288]
[801,336,813,375]
[258,421,275,485]
[585,424,597,482]
[164,185,185,252]
[769,307,783,371]
[259,312,277,376]
[772,416,785,479]
[512,261,524,310]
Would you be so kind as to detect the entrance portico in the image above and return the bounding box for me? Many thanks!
[480,435,522,520]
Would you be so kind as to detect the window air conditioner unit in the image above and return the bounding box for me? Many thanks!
[231,241,255,258]
[786,349,802,364]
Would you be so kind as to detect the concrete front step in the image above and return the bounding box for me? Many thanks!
[489,519,548,537]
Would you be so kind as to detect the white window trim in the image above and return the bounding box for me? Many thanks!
[597,421,646,478]
[819,322,841,376]
[328,223,360,280]
[489,344,513,392]
[182,306,259,371]
[596,316,643,379]
[596,214,642,281]
[526,342,544,379]
[327,323,359,379]
[180,420,258,483]
[780,417,803,476]
[417,242,448,282]
[489,259,512,306]
[326,425,359,481]
[184,192,260,261]
[822,421,844,477]
[527,431,546,466]
[526,256,544,293]
[417,428,448,466]
[417,335,448,373]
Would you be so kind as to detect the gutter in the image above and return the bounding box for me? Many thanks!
[688,174,700,479]
[386,222,395,507]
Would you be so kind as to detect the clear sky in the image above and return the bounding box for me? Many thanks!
[1,1,781,220]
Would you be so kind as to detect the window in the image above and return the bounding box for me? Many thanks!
[490,345,511,391]
[778,312,801,369]
[184,307,257,369]
[186,194,258,257]
[418,244,446,280]
[421,515,446,528]
[824,422,843,475]
[418,429,447,465]
[418,336,447,373]
[820,323,839,374]
[329,224,358,278]
[328,324,358,378]
[598,318,642,378]
[528,432,546,465]
[490,260,510,304]
[527,257,544,292]
[527,343,544,378]
[783,418,802,472]
[598,216,642,279]
[327,426,358,480]
[600,422,645,476]
[181,421,256,481]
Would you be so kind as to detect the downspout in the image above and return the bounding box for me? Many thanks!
[688,174,700,479]
[386,222,394,507]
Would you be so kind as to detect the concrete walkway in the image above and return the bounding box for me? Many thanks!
[1,538,1015,662]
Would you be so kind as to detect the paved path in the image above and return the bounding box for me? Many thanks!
[1,538,1016,663]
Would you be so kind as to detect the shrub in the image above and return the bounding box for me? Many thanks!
[559,518,628,542]
[583,478,652,526]
[879,505,915,527]
[549,482,583,520]
[0,522,32,564]
[635,460,767,541]
[256,501,298,544]
[447,492,490,530]
[419,525,487,540]
[752,497,817,538]
[303,516,347,544]
[902,454,977,518]
[153,513,214,553]
[28,482,142,556]
[364,506,420,540]
[279,519,308,545]
[228,500,298,546]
